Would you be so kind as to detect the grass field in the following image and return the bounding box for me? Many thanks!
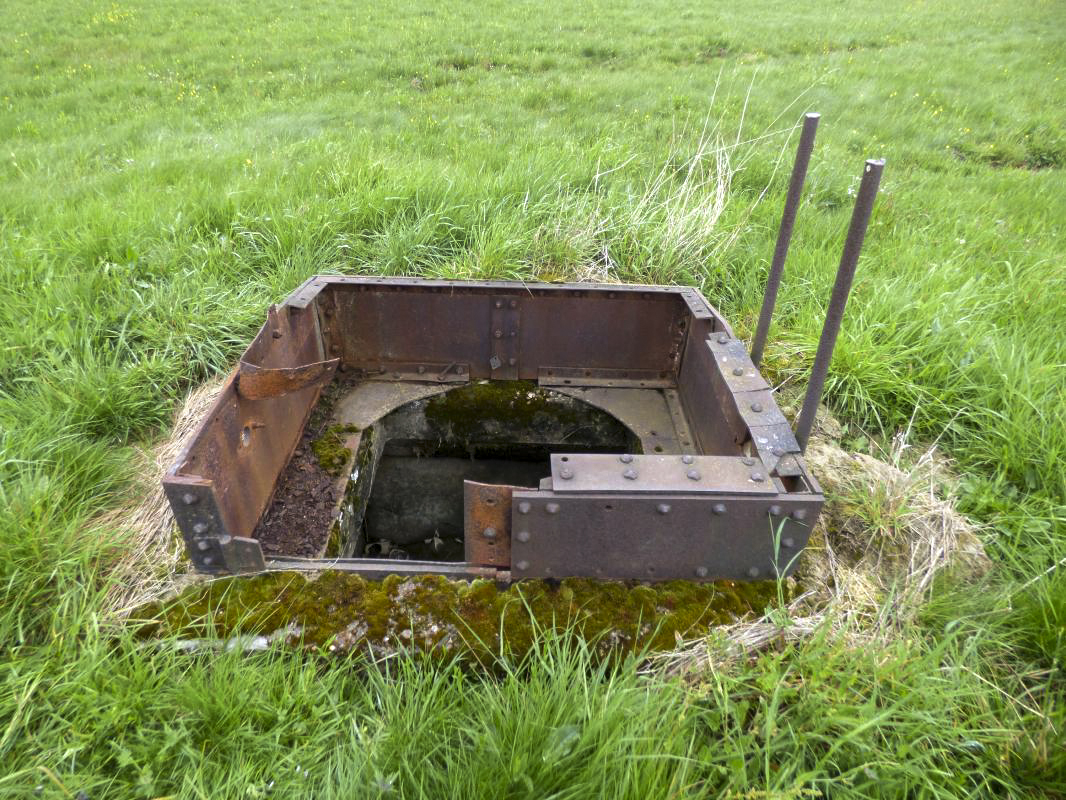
[2,0,1065,796]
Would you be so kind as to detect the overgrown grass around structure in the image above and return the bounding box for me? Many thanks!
[1,0,1064,796]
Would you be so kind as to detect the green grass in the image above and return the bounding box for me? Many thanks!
[1,0,1065,796]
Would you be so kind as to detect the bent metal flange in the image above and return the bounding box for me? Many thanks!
[163,117,884,584]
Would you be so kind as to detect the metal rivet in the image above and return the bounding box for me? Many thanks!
[218,535,232,546]
[771,446,784,457]
[713,503,727,515]
[494,330,502,339]
[508,358,516,366]
[769,505,782,516]
[509,299,517,309]
[681,454,694,464]
[482,527,497,540]
[751,472,766,482]
[657,503,671,515]
[392,372,401,379]
[509,330,516,337]
[560,468,574,480]
[197,539,211,551]
[516,560,529,571]
[716,334,729,344]
[686,469,701,481]
[517,531,530,543]
[732,367,744,376]
[747,567,760,578]
[619,453,634,463]
[517,501,531,514]
[181,493,197,506]
[750,402,763,413]
[202,556,214,566]
[330,344,340,354]
[271,330,283,339]
[417,365,426,374]
[623,468,638,480]
[792,509,808,521]
[742,457,755,466]
[546,503,560,514]
[782,537,795,548]
[695,566,708,578]
[193,522,209,534]
[495,300,503,308]
[456,366,465,374]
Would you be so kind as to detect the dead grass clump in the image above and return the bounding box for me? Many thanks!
[654,420,990,676]
[94,377,225,617]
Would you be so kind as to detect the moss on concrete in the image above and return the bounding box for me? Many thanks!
[135,571,785,662]
[310,423,360,476]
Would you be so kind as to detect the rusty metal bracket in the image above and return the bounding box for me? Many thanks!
[347,361,471,384]
[237,358,340,399]
[464,480,517,567]
[548,453,776,494]
[489,295,520,379]
[538,366,675,389]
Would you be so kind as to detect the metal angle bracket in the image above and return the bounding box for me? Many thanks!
[548,453,777,494]
[163,480,266,573]
[489,295,520,379]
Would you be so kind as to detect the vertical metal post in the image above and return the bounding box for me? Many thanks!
[794,158,885,452]
[750,112,821,368]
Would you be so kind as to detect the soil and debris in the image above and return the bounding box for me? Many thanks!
[254,382,358,558]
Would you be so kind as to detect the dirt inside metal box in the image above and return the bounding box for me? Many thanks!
[163,277,823,583]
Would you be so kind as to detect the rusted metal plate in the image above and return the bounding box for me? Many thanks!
[463,481,516,567]
[347,361,470,383]
[237,357,339,399]
[748,422,802,470]
[538,366,675,389]
[706,337,770,393]
[510,492,820,581]
[548,454,776,494]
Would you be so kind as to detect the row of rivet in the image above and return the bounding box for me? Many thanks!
[181,492,222,568]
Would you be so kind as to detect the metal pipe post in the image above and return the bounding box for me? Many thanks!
[750,112,821,368]
[794,158,884,452]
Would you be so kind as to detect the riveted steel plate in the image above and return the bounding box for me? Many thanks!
[548,454,776,494]
[464,480,516,567]
[706,337,770,393]
[509,492,819,581]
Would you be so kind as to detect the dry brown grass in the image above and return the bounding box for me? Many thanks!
[93,377,226,617]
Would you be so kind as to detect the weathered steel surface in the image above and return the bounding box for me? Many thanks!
[464,480,517,567]
[238,357,339,399]
[165,276,828,579]
[548,454,777,495]
[510,491,820,581]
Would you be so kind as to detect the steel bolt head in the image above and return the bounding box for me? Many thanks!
[517,501,531,514]
[681,454,694,465]
[750,402,763,413]
[181,493,197,506]
[516,560,529,571]
[792,509,808,521]
[769,504,782,516]
[695,566,708,578]
[197,539,211,551]
[193,522,209,534]
[747,566,760,578]
[771,446,784,457]
[623,468,638,480]
[619,453,634,463]
[482,527,497,540]
[546,502,560,514]
[516,531,530,543]
[716,334,729,344]
[751,471,766,483]
[657,503,671,515]
[713,503,727,515]
[782,537,795,548]
[686,469,701,481]
[732,367,745,376]
[560,468,574,480]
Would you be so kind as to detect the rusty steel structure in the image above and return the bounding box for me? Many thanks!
[164,118,884,583]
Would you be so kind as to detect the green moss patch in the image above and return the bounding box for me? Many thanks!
[310,423,360,476]
[135,571,784,662]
